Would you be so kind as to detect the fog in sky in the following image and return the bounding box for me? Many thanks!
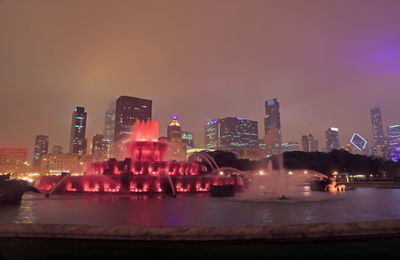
[1,0,400,158]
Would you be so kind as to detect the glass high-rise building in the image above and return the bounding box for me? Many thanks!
[370,106,385,145]
[33,135,49,167]
[264,98,282,155]
[325,127,340,152]
[204,117,258,149]
[388,125,400,162]
[103,106,115,158]
[69,106,87,156]
[103,107,115,145]
[114,96,152,143]
[370,106,391,160]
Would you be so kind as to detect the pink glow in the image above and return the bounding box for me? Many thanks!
[35,120,243,194]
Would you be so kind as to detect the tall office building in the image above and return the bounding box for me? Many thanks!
[103,106,115,158]
[33,135,49,167]
[114,96,152,143]
[103,107,115,145]
[325,127,340,152]
[167,115,186,161]
[370,106,391,160]
[204,117,258,149]
[370,106,385,145]
[388,125,400,162]
[301,134,318,152]
[92,134,108,158]
[69,107,87,156]
[264,98,282,155]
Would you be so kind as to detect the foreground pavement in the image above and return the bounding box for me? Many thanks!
[1,237,400,259]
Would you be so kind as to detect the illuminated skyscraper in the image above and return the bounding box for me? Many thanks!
[69,106,87,156]
[103,106,115,158]
[114,96,152,143]
[370,106,391,160]
[388,125,400,162]
[167,115,186,161]
[33,135,49,168]
[204,117,258,149]
[325,127,340,152]
[370,106,385,145]
[264,98,282,155]
[103,107,115,145]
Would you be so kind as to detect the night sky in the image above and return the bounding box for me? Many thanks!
[1,0,400,158]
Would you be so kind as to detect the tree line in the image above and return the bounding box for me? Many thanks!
[205,149,400,179]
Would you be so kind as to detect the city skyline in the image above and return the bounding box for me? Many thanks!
[1,1,400,158]
[1,95,399,160]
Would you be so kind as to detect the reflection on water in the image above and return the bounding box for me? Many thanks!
[0,188,400,226]
[16,199,37,223]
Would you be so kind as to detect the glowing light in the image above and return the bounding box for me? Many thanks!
[259,170,264,175]
[219,171,224,176]
[288,171,293,175]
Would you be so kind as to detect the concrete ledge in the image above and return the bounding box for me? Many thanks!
[0,220,400,241]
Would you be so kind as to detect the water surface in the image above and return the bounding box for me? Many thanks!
[1,188,399,226]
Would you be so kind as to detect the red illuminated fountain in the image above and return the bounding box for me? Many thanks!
[35,121,243,195]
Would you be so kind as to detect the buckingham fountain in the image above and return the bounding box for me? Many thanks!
[34,121,244,196]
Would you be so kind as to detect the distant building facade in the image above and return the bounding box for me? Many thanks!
[301,134,318,152]
[103,106,115,158]
[40,154,79,175]
[325,127,340,152]
[370,106,391,160]
[0,148,28,174]
[114,96,152,143]
[69,106,87,156]
[182,131,194,149]
[204,117,260,160]
[52,145,64,155]
[282,142,301,152]
[33,135,49,168]
[204,119,219,149]
[167,115,187,161]
[370,106,386,145]
[264,98,282,155]
[205,117,258,149]
[92,134,108,159]
[388,125,400,162]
